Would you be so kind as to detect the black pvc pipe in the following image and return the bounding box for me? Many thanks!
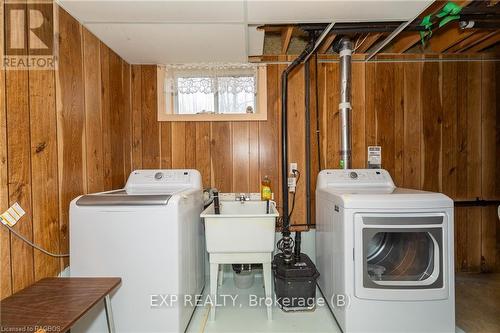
[294,231,302,261]
[315,54,321,172]
[281,43,314,234]
[454,200,500,207]
[298,17,500,34]
[305,58,311,228]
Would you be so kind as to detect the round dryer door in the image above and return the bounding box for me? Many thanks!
[366,231,437,283]
[360,215,445,289]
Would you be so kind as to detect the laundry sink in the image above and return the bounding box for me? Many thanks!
[201,201,279,253]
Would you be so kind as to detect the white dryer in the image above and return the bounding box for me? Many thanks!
[70,169,205,333]
[316,169,455,333]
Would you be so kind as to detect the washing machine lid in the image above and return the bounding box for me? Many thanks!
[76,169,203,206]
[76,193,172,206]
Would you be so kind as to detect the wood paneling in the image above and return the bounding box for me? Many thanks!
[129,54,499,270]
[83,28,104,194]
[403,61,422,189]
[5,0,35,291]
[0,0,13,298]
[131,66,143,170]
[421,56,442,192]
[109,51,124,187]
[1,5,132,299]
[56,7,86,268]
[259,61,281,204]
[122,63,132,177]
[100,43,112,191]
[140,66,160,169]
[29,58,60,281]
[195,123,211,187]
[211,122,233,193]
[2,3,499,299]
[232,122,251,192]
[441,60,459,198]
[132,54,500,273]
[481,59,500,200]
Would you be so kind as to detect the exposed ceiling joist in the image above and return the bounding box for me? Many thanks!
[390,32,423,53]
[367,21,414,61]
[429,27,475,52]
[446,30,495,52]
[390,0,472,53]
[317,33,337,53]
[281,26,294,54]
[355,33,383,53]
[466,31,500,52]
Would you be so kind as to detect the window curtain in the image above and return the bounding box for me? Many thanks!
[165,63,259,94]
[164,63,262,114]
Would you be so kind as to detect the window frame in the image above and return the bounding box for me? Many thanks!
[157,65,267,122]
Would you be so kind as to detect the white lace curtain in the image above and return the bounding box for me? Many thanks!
[165,63,259,95]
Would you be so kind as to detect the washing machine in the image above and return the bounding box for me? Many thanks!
[316,169,455,333]
[70,169,205,333]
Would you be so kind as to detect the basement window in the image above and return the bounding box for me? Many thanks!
[158,64,267,121]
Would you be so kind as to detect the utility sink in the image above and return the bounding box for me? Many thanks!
[201,201,279,253]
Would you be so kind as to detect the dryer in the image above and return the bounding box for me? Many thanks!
[316,169,455,333]
[70,169,205,333]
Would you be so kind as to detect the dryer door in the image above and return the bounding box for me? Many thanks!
[354,213,449,301]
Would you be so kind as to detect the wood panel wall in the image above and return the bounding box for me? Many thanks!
[315,54,499,273]
[1,6,499,300]
[130,64,278,202]
[0,6,132,299]
[131,54,499,273]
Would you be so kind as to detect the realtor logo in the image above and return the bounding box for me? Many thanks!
[3,1,56,70]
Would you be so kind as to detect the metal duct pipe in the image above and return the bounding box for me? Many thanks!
[339,37,353,169]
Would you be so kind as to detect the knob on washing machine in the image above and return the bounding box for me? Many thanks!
[154,172,163,180]
[350,171,358,179]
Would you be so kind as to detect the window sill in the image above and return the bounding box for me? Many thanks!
[158,113,267,122]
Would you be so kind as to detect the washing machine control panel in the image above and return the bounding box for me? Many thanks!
[124,169,202,192]
[317,169,395,189]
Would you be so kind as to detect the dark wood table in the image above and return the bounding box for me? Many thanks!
[0,277,121,333]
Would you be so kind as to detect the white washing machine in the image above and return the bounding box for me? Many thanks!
[70,169,205,333]
[316,169,455,333]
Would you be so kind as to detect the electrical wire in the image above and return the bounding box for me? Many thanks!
[1,223,69,257]
[354,34,369,52]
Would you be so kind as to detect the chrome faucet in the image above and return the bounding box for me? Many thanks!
[236,193,250,202]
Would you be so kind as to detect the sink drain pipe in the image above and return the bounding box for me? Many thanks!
[279,23,335,264]
[338,37,353,170]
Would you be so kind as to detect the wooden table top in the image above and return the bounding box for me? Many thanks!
[0,277,121,333]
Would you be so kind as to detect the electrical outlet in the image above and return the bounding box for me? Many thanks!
[288,177,296,193]
[289,162,298,174]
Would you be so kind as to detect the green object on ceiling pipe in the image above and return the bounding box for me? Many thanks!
[419,1,463,46]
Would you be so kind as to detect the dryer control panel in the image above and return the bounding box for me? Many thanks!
[125,169,202,193]
[316,169,395,190]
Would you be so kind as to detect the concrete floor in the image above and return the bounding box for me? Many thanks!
[187,271,473,333]
[187,271,340,333]
[456,273,500,333]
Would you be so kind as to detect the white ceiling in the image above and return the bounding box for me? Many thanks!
[57,0,433,64]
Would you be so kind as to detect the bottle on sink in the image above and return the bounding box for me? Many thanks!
[261,176,272,201]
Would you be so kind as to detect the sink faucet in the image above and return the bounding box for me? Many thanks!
[236,193,250,202]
